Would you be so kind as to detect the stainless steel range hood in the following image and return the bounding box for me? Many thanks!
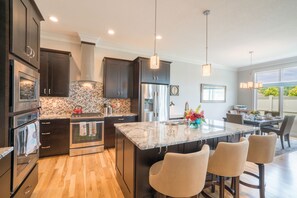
[79,41,96,83]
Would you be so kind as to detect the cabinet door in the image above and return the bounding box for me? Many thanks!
[140,59,155,83]
[155,61,170,84]
[119,61,132,98]
[39,51,48,96]
[10,0,30,63]
[27,7,41,69]
[48,52,70,97]
[104,60,121,98]
[115,130,124,176]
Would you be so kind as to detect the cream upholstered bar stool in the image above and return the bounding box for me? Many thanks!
[240,132,277,198]
[203,137,249,198]
[149,145,210,197]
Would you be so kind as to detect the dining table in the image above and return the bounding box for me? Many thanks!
[243,117,284,134]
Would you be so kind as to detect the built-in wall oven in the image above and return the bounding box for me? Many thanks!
[11,110,40,193]
[70,113,104,156]
[10,59,40,113]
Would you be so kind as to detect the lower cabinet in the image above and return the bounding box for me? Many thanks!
[14,164,38,198]
[0,153,11,198]
[39,119,70,157]
[104,116,137,148]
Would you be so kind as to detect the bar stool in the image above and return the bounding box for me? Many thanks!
[240,132,277,198]
[203,137,249,198]
[149,145,209,197]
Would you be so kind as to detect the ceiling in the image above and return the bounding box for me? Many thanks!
[35,0,297,68]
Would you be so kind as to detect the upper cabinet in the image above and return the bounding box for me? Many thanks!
[10,0,44,69]
[40,49,71,97]
[134,57,170,85]
[103,57,133,98]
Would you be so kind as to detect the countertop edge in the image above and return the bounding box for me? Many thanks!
[0,147,14,159]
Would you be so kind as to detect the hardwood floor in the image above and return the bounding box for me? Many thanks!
[32,149,297,198]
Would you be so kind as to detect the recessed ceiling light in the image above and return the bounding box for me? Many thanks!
[156,35,162,40]
[49,16,58,23]
[108,29,115,35]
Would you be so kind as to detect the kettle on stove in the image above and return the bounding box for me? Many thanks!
[73,105,83,114]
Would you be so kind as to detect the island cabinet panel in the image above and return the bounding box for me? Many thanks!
[103,57,133,98]
[39,119,70,157]
[40,49,71,97]
[0,153,11,198]
[134,57,171,85]
[10,0,43,69]
[104,116,137,148]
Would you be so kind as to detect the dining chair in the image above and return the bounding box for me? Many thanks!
[149,145,209,197]
[264,111,280,117]
[261,115,295,149]
[226,113,244,125]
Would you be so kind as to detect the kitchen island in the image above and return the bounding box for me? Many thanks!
[114,120,257,198]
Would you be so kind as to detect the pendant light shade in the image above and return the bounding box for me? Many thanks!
[150,0,160,69]
[202,10,211,77]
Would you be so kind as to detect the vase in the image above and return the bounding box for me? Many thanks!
[189,119,201,129]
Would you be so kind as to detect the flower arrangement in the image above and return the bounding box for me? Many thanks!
[185,105,206,128]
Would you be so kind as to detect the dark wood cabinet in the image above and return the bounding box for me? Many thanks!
[103,57,133,98]
[40,49,71,97]
[10,0,43,69]
[104,116,137,148]
[39,119,70,157]
[0,153,11,198]
[135,57,171,84]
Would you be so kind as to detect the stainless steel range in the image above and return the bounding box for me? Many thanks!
[70,113,104,156]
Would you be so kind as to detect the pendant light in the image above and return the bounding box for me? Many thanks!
[150,0,160,69]
[240,51,263,89]
[202,10,211,76]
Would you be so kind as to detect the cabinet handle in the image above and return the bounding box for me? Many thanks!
[41,132,51,135]
[49,89,51,95]
[153,76,155,80]
[41,122,51,125]
[156,76,159,80]
[24,185,32,195]
[118,118,125,121]
[41,146,51,149]
[44,89,47,94]
[31,49,35,58]
[25,46,31,56]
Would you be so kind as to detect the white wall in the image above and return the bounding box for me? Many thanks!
[41,36,238,120]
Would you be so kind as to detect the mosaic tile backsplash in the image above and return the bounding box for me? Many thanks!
[40,82,131,115]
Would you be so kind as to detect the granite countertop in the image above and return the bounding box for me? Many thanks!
[115,119,258,150]
[40,113,137,120]
[40,114,71,120]
[0,147,13,159]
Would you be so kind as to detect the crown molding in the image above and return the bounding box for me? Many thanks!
[237,56,297,72]
[40,31,236,71]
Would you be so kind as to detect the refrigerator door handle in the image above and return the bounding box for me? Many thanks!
[156,91,159,117]
[153,91,157,118]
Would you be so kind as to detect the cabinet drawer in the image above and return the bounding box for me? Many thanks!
[0,169,11,198]
[14,164,38,198]
[0,153,11,177]
[40,139,69,157]
[105,116,137,125]
[40,119,70,131]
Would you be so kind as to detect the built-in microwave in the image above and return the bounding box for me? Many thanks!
[11,59,40,113]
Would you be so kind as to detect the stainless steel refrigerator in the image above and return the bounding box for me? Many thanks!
[141,83,169,122]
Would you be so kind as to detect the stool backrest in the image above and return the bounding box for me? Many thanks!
[152,145,209,197]
[226,113,244,124]
[208,138,249,177]
[247,132,277,164]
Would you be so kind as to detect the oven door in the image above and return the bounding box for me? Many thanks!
[12,59,40,113]
[12,119,39,192]
[70,121,104,148]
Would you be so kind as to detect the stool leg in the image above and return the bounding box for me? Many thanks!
[259,164,265,198]
[234,176,239,198]
[211,174,216,193]
[219,176,225,198]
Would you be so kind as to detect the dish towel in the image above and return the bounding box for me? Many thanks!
[89,122,97,136]
[79,122,87,136]
[25,123,38,156]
